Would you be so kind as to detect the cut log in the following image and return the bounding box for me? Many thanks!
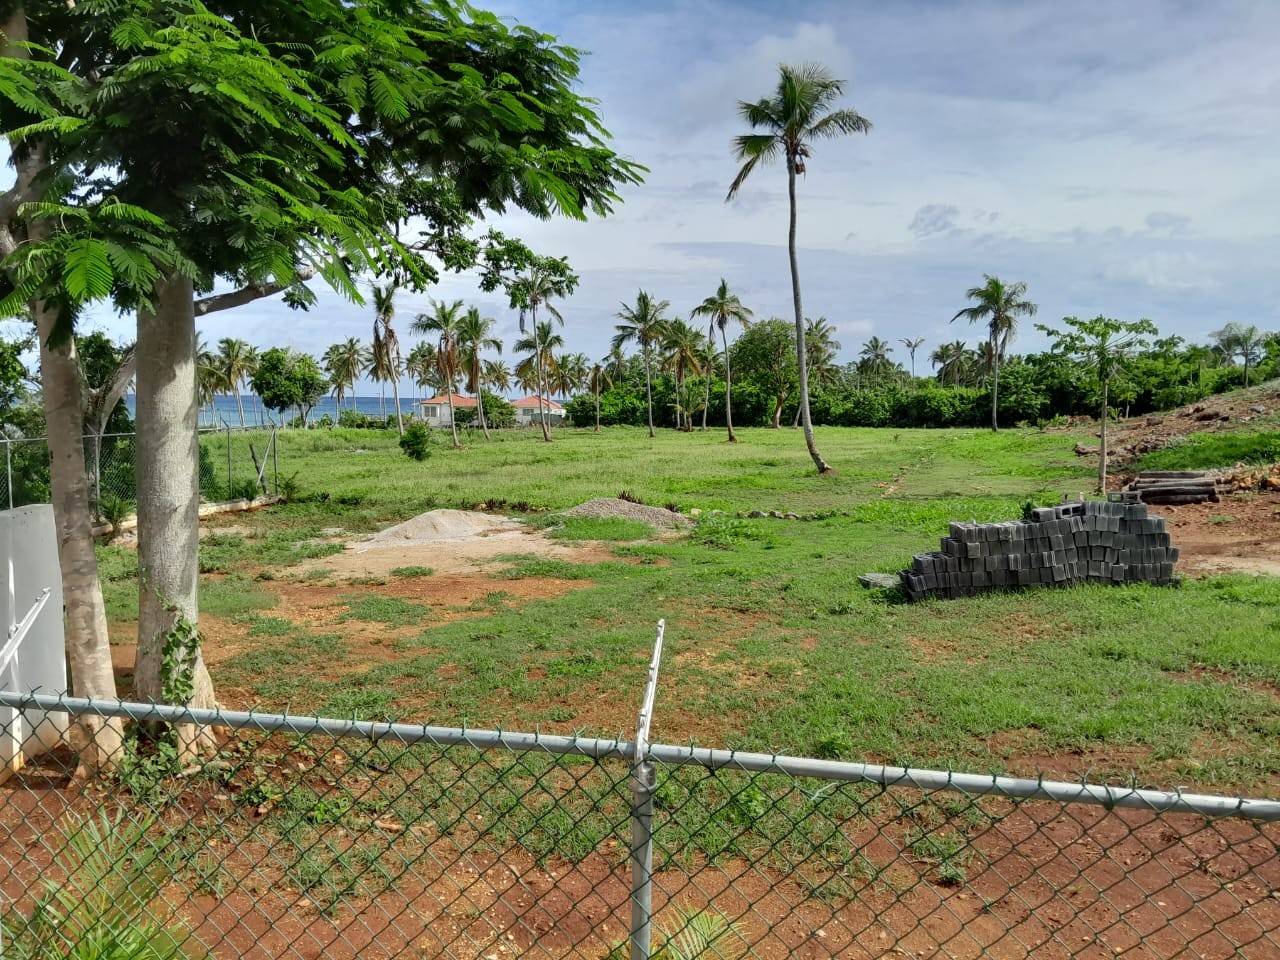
[1136,470,1210,480]
[1128,480,1217,491]
[1137,491,1219,504]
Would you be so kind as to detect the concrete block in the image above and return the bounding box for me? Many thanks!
[965,541,982,559]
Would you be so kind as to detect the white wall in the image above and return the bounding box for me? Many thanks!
[0,505,69,780]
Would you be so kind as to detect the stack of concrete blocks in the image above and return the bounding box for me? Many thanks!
[900,497,1179,601]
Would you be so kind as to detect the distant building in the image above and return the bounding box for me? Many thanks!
[415,393,476,427]
[512,394,565,426]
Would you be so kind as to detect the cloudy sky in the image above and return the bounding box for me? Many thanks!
[72,0,1280,388]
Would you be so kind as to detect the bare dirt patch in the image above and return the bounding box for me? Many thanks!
[1155,492,1280,577]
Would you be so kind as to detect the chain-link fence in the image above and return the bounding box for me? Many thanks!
[1,426,279,514]
[2,674,1276,959]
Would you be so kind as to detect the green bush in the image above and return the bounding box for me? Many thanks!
[399,422,432,461]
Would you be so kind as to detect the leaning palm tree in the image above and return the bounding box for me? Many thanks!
[587,357,612,432]
[370,282,405,436]
[216,338,255,426]
[727,62,871,473]
[900,337,926,381]
[690,278,754,441]
[515,321,565,437]
[413,299,466,447]
[951,275,1038,430]
[662,317,705,431]
[614,290,671,438]
[323,338,368,413]
[457,306,502,439]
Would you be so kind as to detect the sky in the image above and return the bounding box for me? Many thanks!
[58,0,1280,390]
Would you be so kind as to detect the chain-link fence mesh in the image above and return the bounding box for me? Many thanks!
[1,693,1276,960]
[1,427,278,514]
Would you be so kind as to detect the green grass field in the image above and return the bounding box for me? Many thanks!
[106,424,1280,794]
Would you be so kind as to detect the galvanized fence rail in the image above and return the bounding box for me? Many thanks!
[1,424,279,513]
[0,621,1277,959]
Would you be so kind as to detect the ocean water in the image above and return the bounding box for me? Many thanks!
[123,394,421,429]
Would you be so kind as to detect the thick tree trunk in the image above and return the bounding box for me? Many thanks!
[721,326,737,443]
[643,349,654,438]
[35,300,125,779]
[772,397,783,428]
[134,273,216,759]
[2,9,124,776]
[786,160,830,473]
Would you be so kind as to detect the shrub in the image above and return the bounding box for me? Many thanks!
[399,423,432,461]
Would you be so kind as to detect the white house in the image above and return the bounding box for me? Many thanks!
[415,393,477,427]
[512,394,565,426]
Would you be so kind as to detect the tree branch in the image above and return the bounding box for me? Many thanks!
[193,269,315,316]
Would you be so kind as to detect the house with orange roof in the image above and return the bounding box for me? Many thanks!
[415,393,476,427]
[511,394,565,426]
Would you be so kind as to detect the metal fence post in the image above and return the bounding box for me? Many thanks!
[5,439,11,511]
[225,423,232,497]
[271,426,279,495]
[630,620,665,960]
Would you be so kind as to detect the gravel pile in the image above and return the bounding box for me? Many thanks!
[562,498,692,529]
[361,509,523,546]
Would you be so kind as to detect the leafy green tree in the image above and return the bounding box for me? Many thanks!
[690,278,753,442]
[250,348,328,428]
[930,340,972,387]
[731,318,799,428]
[614,290,670,438]
[727,62,871,473]
[951,275,1038,431]
[0,330,29,414]
[857,336,894,384]
[1037,315,1157,490]
[1210,322,1271,388]
[661,318,705,431]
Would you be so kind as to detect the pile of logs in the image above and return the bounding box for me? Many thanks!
[1125,470,1219,504]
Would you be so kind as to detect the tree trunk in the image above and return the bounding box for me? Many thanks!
[989,330,1000,432]
[643,347,655,438]
[721,326,737,443]
[390,372,404,437]
[701,365,710,430]
[1098,378,1109,493]
[475,369,491,440]
[772,397,783,428]
[2,9,124,776]
[235,387,245,427]
[534,356,552,442]
[594,385,601,432]
[447,393,460,447]
[134,273,217,761]
[35,300,125,779]
[786,159,830,473]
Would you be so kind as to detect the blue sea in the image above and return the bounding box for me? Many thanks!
[123,394,419,429]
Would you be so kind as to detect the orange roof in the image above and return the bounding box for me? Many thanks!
[416,393,477,407]
[512,394,563,410]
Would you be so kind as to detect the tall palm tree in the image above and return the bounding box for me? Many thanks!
[952,275,1038,431]
[900,337,926,381]
[515,321,565,436]
[690,278,753,442]
[930,340,970,387]
[553,352,589,402]
[662,317,705,431]
[323,338,367,413]
[413,299,466,447]
[215,337,255,426]
[696,333,719,431]
[371,282,405,436]
[727,62,871,473]
[457,306,502,439]
[404,341,439,407]
[510,265,571,440]
[857,336,894,384]
[614,290,670,438]
[793,317,842,425]
[587,357,612,432]
[483,358,512,396]
[604,342,628,382]
[195,334,223,425]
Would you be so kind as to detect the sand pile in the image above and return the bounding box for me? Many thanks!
[562,498,691,529]
[357,509,523,548]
